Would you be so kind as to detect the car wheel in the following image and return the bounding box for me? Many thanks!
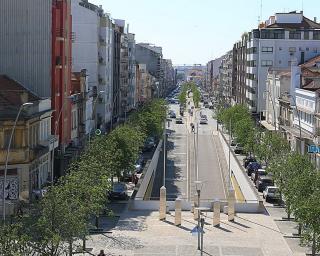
[265,196,269,202]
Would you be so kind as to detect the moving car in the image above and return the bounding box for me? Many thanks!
[176,117,183,124]
[256,176,274,192]
[263,186,280,202]
[108,182,128,200]
[135,155,145,174]
[200,117,208,124]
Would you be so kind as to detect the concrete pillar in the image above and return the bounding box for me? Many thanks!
[213,199,220,227]
[228,189,235,221]
[159,186,166,220]
[175,198,181,226]
[193,193,199,220]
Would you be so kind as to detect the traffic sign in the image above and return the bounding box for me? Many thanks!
[191,225,204,236]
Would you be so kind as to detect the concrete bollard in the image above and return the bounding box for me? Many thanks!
[159,186,166,220]
[175,198,182,226]
[228,189,235,222]
[213,199,220,227]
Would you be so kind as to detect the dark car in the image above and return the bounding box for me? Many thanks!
[246,161,261,176]
[256,176,274,192]
[143,137,156,151]
[176,117,183,124]
[108,182,128,200]
[234,144,244,154]
[243,156,257,168]
[135,155,145,174]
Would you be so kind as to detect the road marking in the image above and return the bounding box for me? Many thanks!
[211,131,227,199]
[167,163,186,167]
[169,152,187,155]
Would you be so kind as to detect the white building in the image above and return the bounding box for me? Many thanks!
[246,11,320,115]
[71,0,113,133]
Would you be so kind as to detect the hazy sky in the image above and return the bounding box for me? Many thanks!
[89,0,320,65]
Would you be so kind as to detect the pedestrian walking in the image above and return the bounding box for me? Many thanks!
[97,250,106,256]
[190,123,195,132]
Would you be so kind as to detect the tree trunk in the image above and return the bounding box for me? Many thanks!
[312,232,316,256]
[82,236,86,251]
[68,240,73,256]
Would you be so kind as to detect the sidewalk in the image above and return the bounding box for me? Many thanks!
[83,209,295,256]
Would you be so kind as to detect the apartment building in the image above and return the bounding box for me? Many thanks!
[219,51,233,105]
[136,43,163,98]
[71,0,113,133]
[0,76,56,214]
[233,34,248,105]
[246,11,320,116]
[0,0,73,177]
[127,33,137,111]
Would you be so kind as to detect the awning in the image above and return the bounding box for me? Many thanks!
[260,121,276,131]
[280,125,313,139]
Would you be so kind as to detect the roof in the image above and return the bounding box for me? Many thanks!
[0,75,40,107]
[266,16,320,29]
[302,79,320,91]
[300,55,320,69]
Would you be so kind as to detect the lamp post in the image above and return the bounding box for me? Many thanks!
[194,180,203,251]
[88,90,105,146]
[264,90,277,132]
[51,94,79,184]
[2,102,33,224]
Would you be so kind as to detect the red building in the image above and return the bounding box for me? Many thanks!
[52,0,72,148]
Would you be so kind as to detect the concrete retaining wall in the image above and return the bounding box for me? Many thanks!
[135,140,163,200]
[218,131,260,202]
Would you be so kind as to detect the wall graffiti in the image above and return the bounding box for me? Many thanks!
[0,177,19,200]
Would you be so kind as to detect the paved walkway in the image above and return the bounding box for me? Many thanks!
[82,209,295,256]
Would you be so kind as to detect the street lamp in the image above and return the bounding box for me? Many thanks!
[88,90,105,145]
[264,90,277,132]
[51,94,80,184]
[2,102,33,224]
[194,180,203,250]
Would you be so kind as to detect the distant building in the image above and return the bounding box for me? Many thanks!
[0,75,55,215]
[0,0,73,177]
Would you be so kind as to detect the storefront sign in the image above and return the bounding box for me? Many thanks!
[307,145,320,153]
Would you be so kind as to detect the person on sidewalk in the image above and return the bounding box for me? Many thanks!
[97,250,106,256]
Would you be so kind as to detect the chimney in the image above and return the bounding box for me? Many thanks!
[314,17,317,23]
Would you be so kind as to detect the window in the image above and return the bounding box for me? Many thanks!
[246,73,256,80]
[261,29,284,39]
[261,60,273,67]
[289,47,296,52]
[304,31,309,40]
[262,46,273,52]
[247,47,257,54]
[306,47,309,51]
[313,48,318,53]
[289,31,301,39]
[313,31,320,40]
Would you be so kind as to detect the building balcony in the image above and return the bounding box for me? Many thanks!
[39,135,59,151]
[0,147,29,164]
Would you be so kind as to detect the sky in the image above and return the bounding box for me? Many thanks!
[89,0,320,65]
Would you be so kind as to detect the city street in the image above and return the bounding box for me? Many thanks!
[151,99,227,202]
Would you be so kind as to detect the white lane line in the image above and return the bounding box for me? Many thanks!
[167,163,186,167]
[169,152,187,155]
[211,131,227,199]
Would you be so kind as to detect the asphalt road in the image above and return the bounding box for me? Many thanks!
[151,98,227,202]
[189,103,227,202]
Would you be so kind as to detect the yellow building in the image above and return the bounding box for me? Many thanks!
[0,75,56,215]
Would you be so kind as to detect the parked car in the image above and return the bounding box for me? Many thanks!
[143,137,156,151]
[263,186,280,202]
[200,117,208,124]
[246,161,261,176]
[234,144,244,154]
[169,111,176,118]
[135,155,145,174]
[256,176,274,192]
[176,117,183,124]
[108,182,128,200]
[243,156,256,168]
[251,168,266,181]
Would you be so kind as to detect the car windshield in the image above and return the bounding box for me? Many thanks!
[268,188,277,193]
[113,183,125,192]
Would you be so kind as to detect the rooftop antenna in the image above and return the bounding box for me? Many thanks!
[260,0,263,23]
[301,0,304,12]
